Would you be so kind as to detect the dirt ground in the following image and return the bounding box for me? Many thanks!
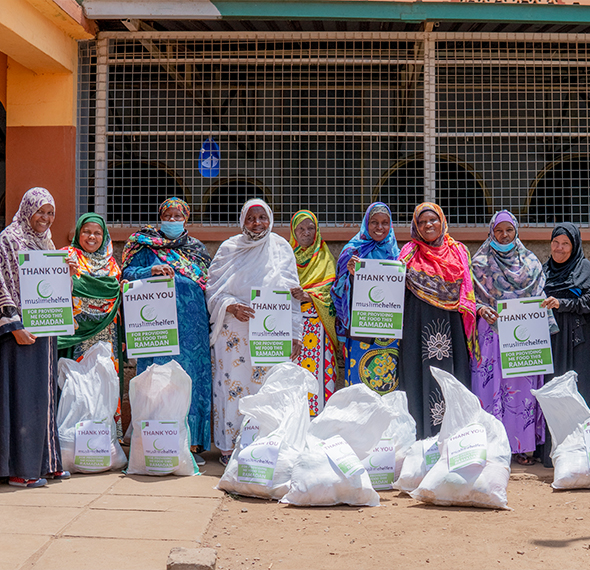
[201,460,590,570]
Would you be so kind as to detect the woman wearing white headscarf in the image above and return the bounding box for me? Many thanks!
[0,188,74,487]
[207,199,302,465]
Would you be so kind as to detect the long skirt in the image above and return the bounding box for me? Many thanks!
[471,318,545,454]
[294,305,337,416]
[0,334,62,479]
[344,336,400,395]
[212,314,270,452]
[398,291,471,439]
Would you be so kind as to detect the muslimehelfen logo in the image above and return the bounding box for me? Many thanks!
[36,280,53,299]
[513,325,531,343]
[140,305,158,323]
[263,315,276,332]
[368,286,385,304]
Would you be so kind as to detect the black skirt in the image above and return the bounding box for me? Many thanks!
[0,333,62,479]
[398,290,471,440]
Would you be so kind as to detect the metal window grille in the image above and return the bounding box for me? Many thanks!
[77,32,590,227]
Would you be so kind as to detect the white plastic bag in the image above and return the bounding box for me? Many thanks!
[57,342,127,473]
[410,367,512,509]
[218,362,317,499]
[393,436,440,494]
[280,384,392,507]
[127,360,197,476]
[531,371,590,489]
[360,391,416,491]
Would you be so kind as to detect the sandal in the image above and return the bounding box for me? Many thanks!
[219,455,230,467]
[45,471,71,480]
[514,453,535,466]
[8,477,48,488]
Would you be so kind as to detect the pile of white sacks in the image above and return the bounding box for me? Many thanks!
[218,363,514,509]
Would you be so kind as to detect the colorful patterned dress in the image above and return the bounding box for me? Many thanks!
[290,210,338,415]
[331,202,402,396]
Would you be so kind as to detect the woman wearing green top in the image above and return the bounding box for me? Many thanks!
[58,213,124,435]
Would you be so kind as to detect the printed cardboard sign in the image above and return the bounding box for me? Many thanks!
[249,288,292,366]
[320,435,365,478]
[350,259,406,338]
[361,437,396,490]
[240,419,261,449]
[497,297,553,378]
[447,423,487,472]
[237,435,281,486]
[423,439,441,473]
[18,250,74,336]
[74,420,111,471]
[141,420,180,475]
[123,278,180,358]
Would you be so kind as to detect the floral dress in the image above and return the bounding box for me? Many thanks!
[295,302,337,415]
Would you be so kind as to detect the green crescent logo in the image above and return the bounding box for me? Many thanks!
[86,437,98,451]
[140,305,157,322]
[368,286,385,304]
[263,315,276,332]
[37,280,53,299]
[459,438,469,449]
[513,325,531,342]
[368,455,382,469]
[250,446,264,460]
[153,439,164,451]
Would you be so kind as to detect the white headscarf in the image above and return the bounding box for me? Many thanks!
[206,199,302,345]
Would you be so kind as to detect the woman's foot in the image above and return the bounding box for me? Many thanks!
[513,453,535,466]
[219,455,230,467]
[192,453,206,466]
[45,471,71,480]
[8,477,47,488]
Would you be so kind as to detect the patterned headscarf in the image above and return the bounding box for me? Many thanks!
[122,198,210,290]
[472,210,546,310]
[331,202,400,341]
[0,187,56,313]
[289,210,338,347]
[69,213,121,278]
[399,202,479,360]
[159,197,190,220]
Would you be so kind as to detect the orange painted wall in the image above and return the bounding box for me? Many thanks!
[6,125,76,248]
[0,52,6,108]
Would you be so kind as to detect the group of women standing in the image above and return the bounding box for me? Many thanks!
[2,187,590,486]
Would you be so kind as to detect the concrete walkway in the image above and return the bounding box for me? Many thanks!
[0,455,225,570]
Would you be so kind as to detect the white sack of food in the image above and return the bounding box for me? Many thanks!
[57,342,127,473]
[410,367,512,509]
[393,436,440,494]
[360,391,416,491]
[531,371,590,489]
[280,384,392,507]
[217,362,317,499]
[127,360,197,476]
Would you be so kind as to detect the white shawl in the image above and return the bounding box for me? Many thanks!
[206,199,302,345]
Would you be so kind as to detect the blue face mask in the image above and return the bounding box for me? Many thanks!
[490,240,516,253]
[160,221,185,240]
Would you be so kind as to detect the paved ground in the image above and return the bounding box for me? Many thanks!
[0,450,226,570]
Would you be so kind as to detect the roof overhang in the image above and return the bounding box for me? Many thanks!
[83,0,590,25]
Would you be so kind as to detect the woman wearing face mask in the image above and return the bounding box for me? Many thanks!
[471,211,554,465]
[58,214,125,436]
[331,202,401,394]
[289,210,338,416]
[398,203,479,439]
[122,198,212,464]
[539,223,590,466]
[0,188,75,487]
[207,199,302,465]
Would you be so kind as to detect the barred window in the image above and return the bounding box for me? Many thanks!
[77,33,590,228]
